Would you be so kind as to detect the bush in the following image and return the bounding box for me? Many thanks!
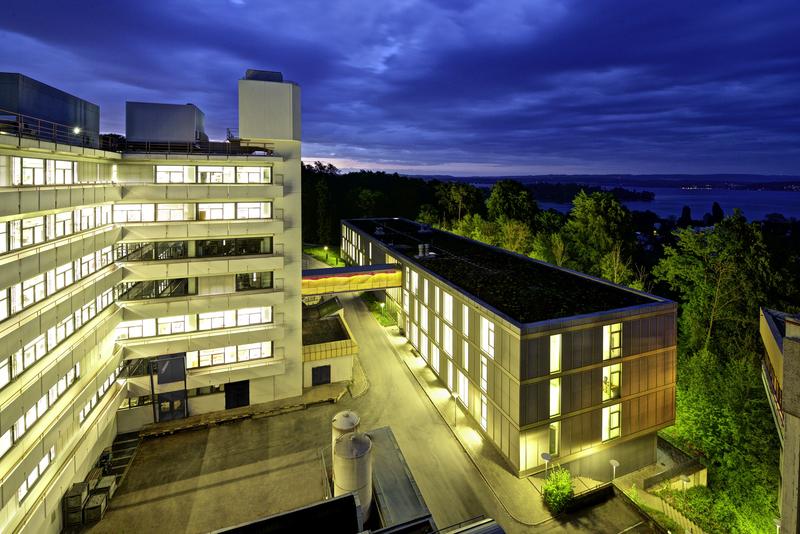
[542,467,574,513]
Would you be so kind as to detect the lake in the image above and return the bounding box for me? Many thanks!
[538,186,800,221]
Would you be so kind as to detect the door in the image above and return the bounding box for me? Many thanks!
[225,380,250,409]
[312,365,331,386]
[157,390,187,422]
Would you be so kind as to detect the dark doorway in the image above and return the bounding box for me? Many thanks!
[225,380,250,409]
[312,365,331,386]
[157,390,187,422]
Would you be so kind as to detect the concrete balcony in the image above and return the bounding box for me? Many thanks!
[118,253,284,282]
[118,284,285,320]
[120,218,283,242]
[121,183,283,202]
[0,184,120,217]
[118,323,284,359]
[186,355,286,389]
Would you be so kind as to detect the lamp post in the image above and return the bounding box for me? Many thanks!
[451,391,458,426]
[324,245,329,262]
[380,302,386,320]
[609,459,620,481]
[541,452,552,477]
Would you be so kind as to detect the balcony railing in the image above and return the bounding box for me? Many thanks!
[0,107,99,148]
[107,138,274,156]
[117,278,193,301]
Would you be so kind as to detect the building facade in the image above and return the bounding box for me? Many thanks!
[760,308,800,533]
[0,71,302,533]
[342,218,676,479]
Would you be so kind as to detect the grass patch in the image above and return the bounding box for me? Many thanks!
[639,502,685,534]
[361,292,397,326]
[304,245,344,267]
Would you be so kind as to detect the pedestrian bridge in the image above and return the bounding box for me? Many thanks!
[301,264,402,296]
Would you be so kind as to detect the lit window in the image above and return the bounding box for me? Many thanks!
[431,345,440,374]
[549,378,560,417]
[602,403,621,441]
[603,363,621,401]
[0,429,12,458]
[549,422,560,456]
[419,306,428,333]
[457,370,469,407]
[443,324,453,356]
[423,279,429,305]
[411,270,419,295]
[603,323,622,359]
[156,165,190,183]
[447,359,453,391]
[197,166,234,183]
[420,333,429,362]
[480,317,495,358]
[480,394,488,430]
[463,340,470,371]
[443,292,453,323]
[550,334,561,373]
[462,304,469,336]
[480,356,488,392]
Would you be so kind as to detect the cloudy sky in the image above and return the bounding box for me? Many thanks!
[1,0,798,175]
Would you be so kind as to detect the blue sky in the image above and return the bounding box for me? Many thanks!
[1,0,798,175]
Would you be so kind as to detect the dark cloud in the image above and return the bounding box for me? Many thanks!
[1,0,798,174]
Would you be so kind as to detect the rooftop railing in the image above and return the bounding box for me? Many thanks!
[0,107,273,156]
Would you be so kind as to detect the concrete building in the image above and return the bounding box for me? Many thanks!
[125,102,208,143]
[341,218,677,479]
[760,308,800,533]
[0,70,306,533]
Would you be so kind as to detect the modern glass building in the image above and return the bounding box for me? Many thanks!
[342,218,677,479]
[0,70,303,532]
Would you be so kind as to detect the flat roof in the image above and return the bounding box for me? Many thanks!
[302,316,350,345]
[346,218,662,324]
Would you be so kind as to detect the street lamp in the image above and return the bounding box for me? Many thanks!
[380,301,386,320]
[324,245,329,262]
[72,126,81,135]
[541,452,552,477]
[451,391,458,426]
[609,459,620,481]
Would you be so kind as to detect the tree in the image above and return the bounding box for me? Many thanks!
[315,179,332,245]
[530,232,570,267]
[653,210,773,357]
[600,243,634,285]
[354,188,383,217]
[416,204,440,226]
[677,205,693,227]
[498,218,532,254]
[486,179,538,223]
[562,191,633,276]
[436,182,484,225]
[452,213,500,246]
[710,202,724,225]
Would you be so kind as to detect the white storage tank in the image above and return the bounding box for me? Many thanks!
[333,432,373,522]
[331,410,360,452]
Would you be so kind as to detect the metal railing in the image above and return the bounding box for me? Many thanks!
[0,107,274,156]
[0,107,99,148]
[117,278,193,301]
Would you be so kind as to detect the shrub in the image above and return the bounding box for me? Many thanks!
[542,467,574,514]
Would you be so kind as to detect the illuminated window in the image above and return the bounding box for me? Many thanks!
[420,305,428,333]
[158,316,190,335]
[420,333,429,362]
[603,323,622,359]
[157,203,190,221]
[480,356,488,392]
[236,202,271,219]
[156,165,191,183]
[457,370,468,407]
[423,279,429,305]
[114,204,155,223]
[434,317,441,344]
[443,324,453,356]
[434,286,440,313]
[403,290,410,314]
[549,378,560,417]
[480,394,488,430]
[463,340,470,371]
[431,345,440,374]
[198,166,234,183]
[602,403,621,441]
[549,422,560,456]
[462,304,469,335]
[550,334,561,373]
[411,270,419,295]
[0,429,11,459]
[603,363,621,401]
[447,359,453,391]
[442,292,453,323]
[480,317,495,358]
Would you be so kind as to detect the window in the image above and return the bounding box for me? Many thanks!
[186,342,273,369]
[434,317,441,344]
[447,359,453,391]
[410,322,418,349]
[462,304,469,336]
[480,317,495,358]
[157,316,189,335]
[50,211,73,239]
[236,202,271,219]
[419,305,428,333]
[423,279,429,305]
[19,158,45,185]
[480,394,488,430]
[157,204,189,221]
[480,356,488,392]
[602,403,621,441]
[463,340,470,371]
[156,165,190,183]
[0,429,11,459]
[603,323,622,359]
[0,221,7,254]
[0,288,8,322]
[411,271,419,295]
[550,334,561,373]
[431,345,440,374]
[443,324,453,356]
[22,274,46,308]
[237,307,270,326]
[235,272,273,291]
[20,216,46,247]
[549,378,560,417]
[114,204,155,223]
[457,370,469,407]
[0,358,9,390]
[116,319,156,339]
[53,160,74,184]
[442,292,453,323]
[603,363,621,401]
[434,286,440,314]
[197,166,234,183]
[549,422,560,456]
[402,290,410,314]
[236,166,270,183]
[420,333,428,362]
[197,203,234,220]
[199,311,236,330]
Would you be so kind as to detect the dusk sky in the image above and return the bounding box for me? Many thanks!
[2,0,799,175]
